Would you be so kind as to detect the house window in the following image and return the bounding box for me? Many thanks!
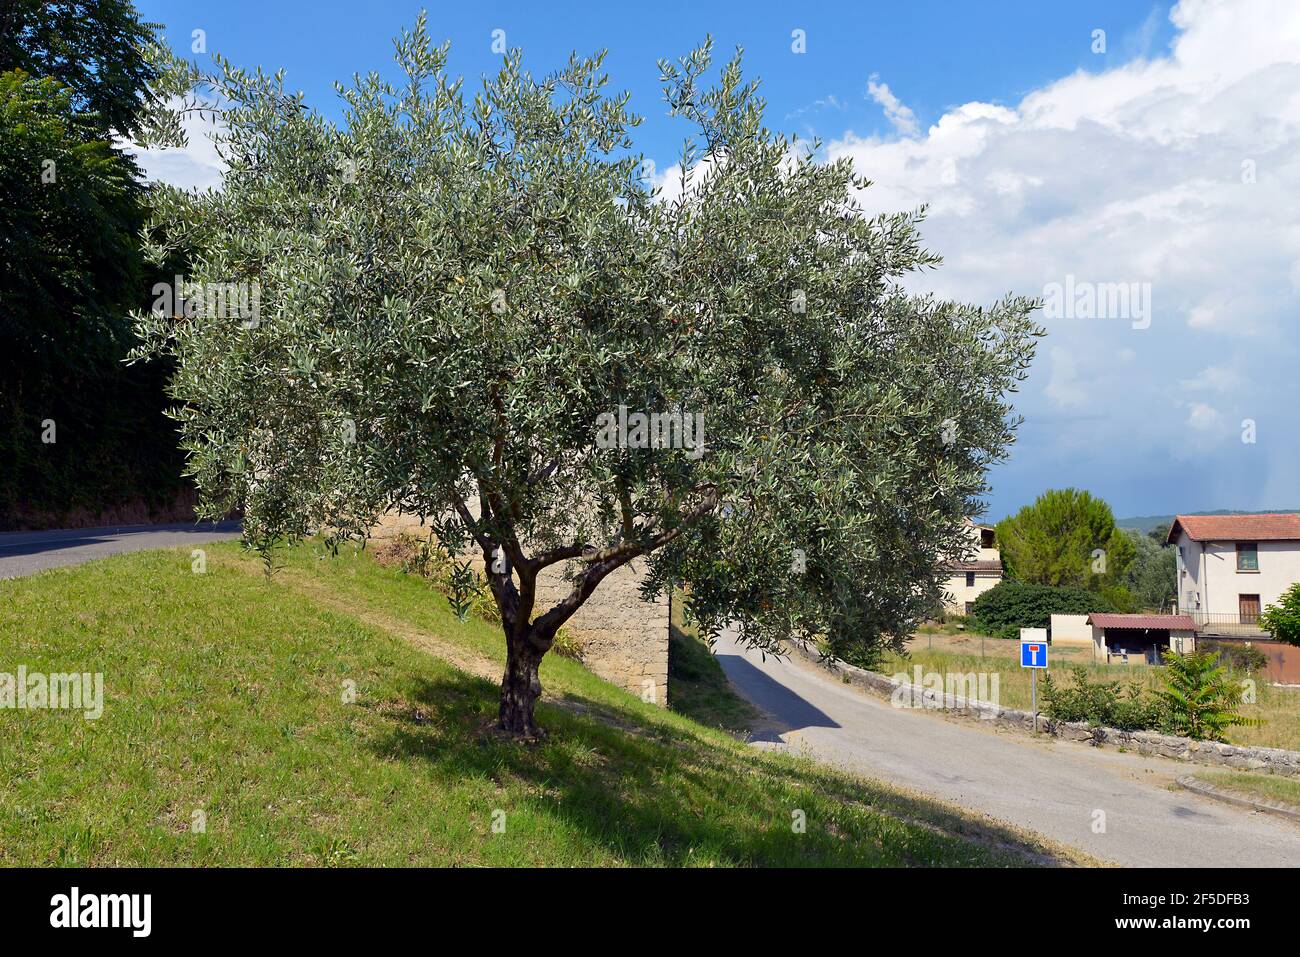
[966,572,976,587]
[1240,594,1261,623]
[980,528,995,549]
[1236,543,1259,571]
[964,601,974,615]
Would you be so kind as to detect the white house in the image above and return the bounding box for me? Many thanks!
[1167,513,1300,635]
[942,520,1002,615]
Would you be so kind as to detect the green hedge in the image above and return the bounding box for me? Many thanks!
[970,581,1115,639]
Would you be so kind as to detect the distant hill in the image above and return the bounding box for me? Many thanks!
[1117,509,1300,534]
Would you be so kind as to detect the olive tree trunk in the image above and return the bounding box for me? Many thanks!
[498,630,546,737]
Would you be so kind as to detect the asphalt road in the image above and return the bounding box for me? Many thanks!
[0,521,242,580]
[716,628,1300,867]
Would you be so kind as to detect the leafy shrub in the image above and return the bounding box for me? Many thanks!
[970,581,1115,639]
[372,534,500,622]
[1040,653,1260,742]
[1156,651,1259,742]
[823,634,892,670]
[1040,667,1167,732]
[1200,639,1269,673]
[1260,582,1300,647]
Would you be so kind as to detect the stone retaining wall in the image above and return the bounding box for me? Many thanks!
[371,512,669,705]
[786,640,1300,776]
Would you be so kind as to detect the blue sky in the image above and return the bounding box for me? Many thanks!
[137,1,1175,164]
[132,1,1300,522]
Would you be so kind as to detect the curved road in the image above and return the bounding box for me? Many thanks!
[0,521,242,580]
[716,628,1300,867]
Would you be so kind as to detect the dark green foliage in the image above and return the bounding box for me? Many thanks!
[1039,667,1167,732]
[0,72,143,368]
[0,6,186,529]
[1119,528,1176,612]
[0,0,160,137]
[1098,582,1137,613]
[970,580,1115,639]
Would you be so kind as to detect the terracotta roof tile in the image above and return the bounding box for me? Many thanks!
[1086,613,1198,631]
[1167,513,1300,544]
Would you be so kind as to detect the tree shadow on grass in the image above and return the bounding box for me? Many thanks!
[365,671,1076,867]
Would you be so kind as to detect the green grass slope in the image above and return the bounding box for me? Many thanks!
[0,541,1089,866]
[667,588,760,735]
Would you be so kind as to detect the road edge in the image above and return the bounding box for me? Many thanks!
[1175,775,1300,823]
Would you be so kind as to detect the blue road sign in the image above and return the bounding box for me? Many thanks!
[1020,640,1048,669]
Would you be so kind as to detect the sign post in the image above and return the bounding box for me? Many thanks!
[1019,628,1049,731]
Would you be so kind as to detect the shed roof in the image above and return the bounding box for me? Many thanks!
[1086,613,1198,631]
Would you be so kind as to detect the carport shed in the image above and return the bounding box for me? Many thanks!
[1086,613,1198,664]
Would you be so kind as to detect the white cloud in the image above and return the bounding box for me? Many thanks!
[1180,363,1243,392]
[823,0,1300,514]
[1186,401,1224,431]
[866,74,918,137]
[650,154,723,208]
[1043,347,1088,408]
[785,94,846,122]
[122,103,227,191]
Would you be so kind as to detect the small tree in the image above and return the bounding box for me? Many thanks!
[1260,583,1300,646]
[133,18,1040,736]
[0,0,160,138]
[995,488,1134,592]
[1120,527,1176,612]
[1156,651,1256,742]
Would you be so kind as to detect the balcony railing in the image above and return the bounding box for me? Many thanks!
[1178,610,1268,637]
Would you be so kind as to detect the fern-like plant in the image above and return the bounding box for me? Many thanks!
[1156,651,1259,741]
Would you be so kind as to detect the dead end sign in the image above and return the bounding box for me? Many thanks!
[1020,628,1049,727]
[1020,639,1048,668]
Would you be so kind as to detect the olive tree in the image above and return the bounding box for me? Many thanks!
[133,16,1040,736]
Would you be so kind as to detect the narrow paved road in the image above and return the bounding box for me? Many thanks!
[716,628,1300,867]
[0,521,241,580]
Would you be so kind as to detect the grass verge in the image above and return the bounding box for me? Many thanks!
[0,540,1093,866]
[1191,771,1300,809]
